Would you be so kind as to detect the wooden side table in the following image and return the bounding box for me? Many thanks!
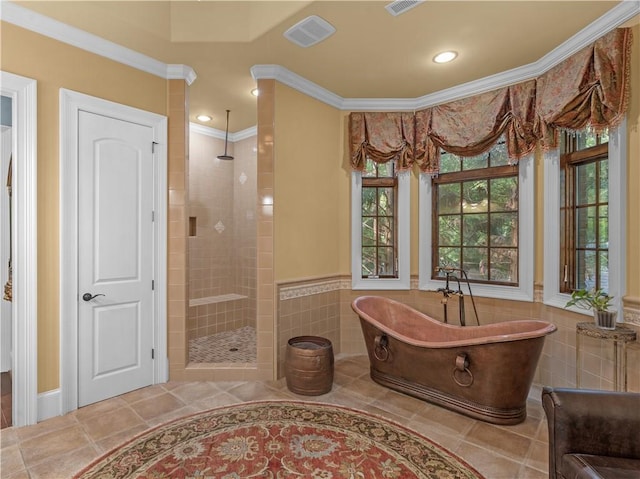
[575,322,637,391]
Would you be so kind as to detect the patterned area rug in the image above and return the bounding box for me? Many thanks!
[74,401,484,479]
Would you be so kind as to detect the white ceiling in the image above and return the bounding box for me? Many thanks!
[10,1,638,132]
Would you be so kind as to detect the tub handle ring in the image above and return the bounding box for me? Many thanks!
[452,353,474,387]
[374,335,390,362]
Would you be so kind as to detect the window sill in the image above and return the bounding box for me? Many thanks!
[352,277,410,291]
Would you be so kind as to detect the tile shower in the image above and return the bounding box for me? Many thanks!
[187,129,257,363]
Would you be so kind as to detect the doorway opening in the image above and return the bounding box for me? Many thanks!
[0,71,38,427]
[187,127,257,365]
[1,94,12,428]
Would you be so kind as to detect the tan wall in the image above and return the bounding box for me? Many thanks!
[625,24,640,301]
[1,23,167,392]
[337,113,352,275]
[273,83,343,281]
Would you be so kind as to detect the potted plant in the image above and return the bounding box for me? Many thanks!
[565,288,617,330]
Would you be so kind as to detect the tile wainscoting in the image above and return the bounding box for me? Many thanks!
[276,278,344,377]
[276,276,640,392]
[187,295,251,341]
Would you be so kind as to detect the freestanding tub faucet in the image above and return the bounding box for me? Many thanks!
[434,267,479,326]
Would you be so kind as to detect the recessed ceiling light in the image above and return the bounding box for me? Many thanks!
[196,114,212,122]
[251,88,259,97]
[433,51,458,64]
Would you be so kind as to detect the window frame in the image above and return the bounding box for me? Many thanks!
[352,169,410,290]
[431,164,520,286]
[544,119,626,316]
[361,165,398,279]
[419,153,534,301]
[560,142,609,294]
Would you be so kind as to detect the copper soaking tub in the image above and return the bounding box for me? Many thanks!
[352,296,557,425]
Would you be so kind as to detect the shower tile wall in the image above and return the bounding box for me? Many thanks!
[189,132,234,300]
[188,298,248,340]
[233,137,257,325]
[188,131,256,341]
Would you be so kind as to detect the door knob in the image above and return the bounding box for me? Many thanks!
[82,293,105,301]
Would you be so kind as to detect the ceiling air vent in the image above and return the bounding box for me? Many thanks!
[283,15,336,48]
[385,0,425,16]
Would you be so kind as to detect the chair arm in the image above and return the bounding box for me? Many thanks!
[542,387,640,479]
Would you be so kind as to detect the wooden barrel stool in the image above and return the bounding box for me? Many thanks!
[285,336,334,395]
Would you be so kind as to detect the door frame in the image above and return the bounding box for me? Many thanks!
[0,71,38,427]
[60,89,167,415]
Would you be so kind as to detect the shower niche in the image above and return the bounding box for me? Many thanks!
[187,128,257,364]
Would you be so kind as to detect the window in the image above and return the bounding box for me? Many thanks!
[361,160,397,278]
[420,140,534,301]
[352,159,410,290]
[433,140,519,285]
[544,120,626,313]
[559,130,610,293]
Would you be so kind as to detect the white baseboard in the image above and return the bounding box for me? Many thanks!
[37,389,61,422]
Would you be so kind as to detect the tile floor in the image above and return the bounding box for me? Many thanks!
[188,326,256,363]
[0,354,550,479]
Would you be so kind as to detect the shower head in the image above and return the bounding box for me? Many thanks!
[217,109,234,160]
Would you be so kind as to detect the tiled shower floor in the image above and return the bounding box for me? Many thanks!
[188,325,256,363]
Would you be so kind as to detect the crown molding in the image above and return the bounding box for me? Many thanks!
[339,98,420,111]
[233,125,258,142]
[190,122,226,140]
[190,122,257,142]
[253,0,639,111]
[251,64,344,109]
[1,1,196,84]
[3,0,636,110]
[167,64,197,86]
[536,0,640,73]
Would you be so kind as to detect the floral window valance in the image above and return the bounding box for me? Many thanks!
[349,112,414,172]
[348,27,632,175]
[535,27,632,150]
[414,80,538,175]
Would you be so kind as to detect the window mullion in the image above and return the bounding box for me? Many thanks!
[562,163,574,293]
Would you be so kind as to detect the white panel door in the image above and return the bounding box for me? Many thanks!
[78,110,154,407]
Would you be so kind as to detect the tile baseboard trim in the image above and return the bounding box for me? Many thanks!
[278,275,421,300]
[279,278,349,300]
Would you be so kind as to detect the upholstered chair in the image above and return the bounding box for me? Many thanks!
[542,387,640,479]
